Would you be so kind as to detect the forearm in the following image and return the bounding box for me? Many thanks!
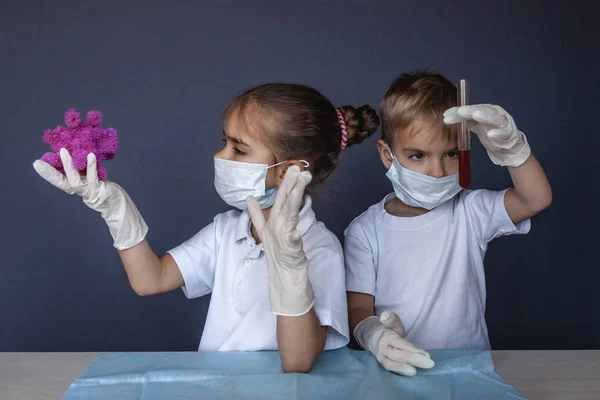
[346,292,376,348]
[277,308,327,373]
[506,153,552,220]
[349,305,375,333]
[117,239,164,296]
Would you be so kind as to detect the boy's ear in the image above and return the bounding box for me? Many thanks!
[377,140,393,169]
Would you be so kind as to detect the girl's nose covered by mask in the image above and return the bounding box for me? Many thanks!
[214,158,309,210]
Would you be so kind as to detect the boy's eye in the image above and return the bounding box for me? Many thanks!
[409,153,424,160]
[446,151,459,158]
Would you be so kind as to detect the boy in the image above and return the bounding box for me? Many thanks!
[344,70,552,376]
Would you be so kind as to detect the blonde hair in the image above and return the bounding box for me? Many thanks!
[380,70,457,145]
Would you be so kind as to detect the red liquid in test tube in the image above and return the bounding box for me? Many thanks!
[457,79,471,188]
[459,149,471,188]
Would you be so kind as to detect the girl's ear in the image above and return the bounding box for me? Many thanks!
[276,160,306,185]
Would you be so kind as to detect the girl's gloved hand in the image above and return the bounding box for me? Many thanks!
[33,148,148,250]
[246,165,315,317]
[354,311,435,376]
[443,104,531,167]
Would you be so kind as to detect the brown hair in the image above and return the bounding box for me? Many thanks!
[225,83,380,185]
[380,69,457,145]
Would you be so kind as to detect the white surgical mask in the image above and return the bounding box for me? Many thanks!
[214,157,309,210]
[384,145,462,210]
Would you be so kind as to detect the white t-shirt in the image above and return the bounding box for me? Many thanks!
[167,196,349,352]
[344,189,530,350]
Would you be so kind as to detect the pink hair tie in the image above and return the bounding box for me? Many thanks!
[335,109,348,150]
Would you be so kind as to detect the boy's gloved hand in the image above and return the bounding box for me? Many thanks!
[443,104,531,167]
[33,148,148,250]
[354,311,435,376]
[246,165,315,317]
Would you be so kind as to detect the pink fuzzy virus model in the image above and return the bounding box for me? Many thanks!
[40,109,119,180]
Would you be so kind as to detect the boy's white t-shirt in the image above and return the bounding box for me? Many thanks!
[344,189,530,350]
[167,196,349,352]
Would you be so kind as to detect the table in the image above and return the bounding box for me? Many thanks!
[0,351,598,399]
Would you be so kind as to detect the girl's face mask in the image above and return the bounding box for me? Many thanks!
[213,158,309,210]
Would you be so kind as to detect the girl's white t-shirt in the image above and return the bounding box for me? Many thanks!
[168,196,349,351]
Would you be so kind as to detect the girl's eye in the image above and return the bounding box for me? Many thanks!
[446,151,459,159]
[409,153,424,161]
[222,138,245,155]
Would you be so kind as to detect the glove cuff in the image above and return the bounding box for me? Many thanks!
[487,130,532,167]
[84,182,149,250]
[268,255,316,317]
[498,131,531,167]
[354,315,384,353]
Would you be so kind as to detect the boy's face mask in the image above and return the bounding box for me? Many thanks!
[213,157,309,210]
[384,145,462,210]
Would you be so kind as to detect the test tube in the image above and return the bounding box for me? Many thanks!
[457,79,471,188]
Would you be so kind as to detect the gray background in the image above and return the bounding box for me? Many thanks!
[1,0,597,351]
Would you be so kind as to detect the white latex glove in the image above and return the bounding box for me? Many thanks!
[443,104,531,167]
[354,311,435,376]
[33,148,148,250]
[246,165,315,317]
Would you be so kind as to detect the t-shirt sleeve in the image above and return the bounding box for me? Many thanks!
[166,218,219,299]
[304,227,350,350]
[343,218,377,296]
[463,189,531,249]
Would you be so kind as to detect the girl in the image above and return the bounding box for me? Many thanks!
[33,83,379,373]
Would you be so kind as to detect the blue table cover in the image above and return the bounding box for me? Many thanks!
[63,348,525,399]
